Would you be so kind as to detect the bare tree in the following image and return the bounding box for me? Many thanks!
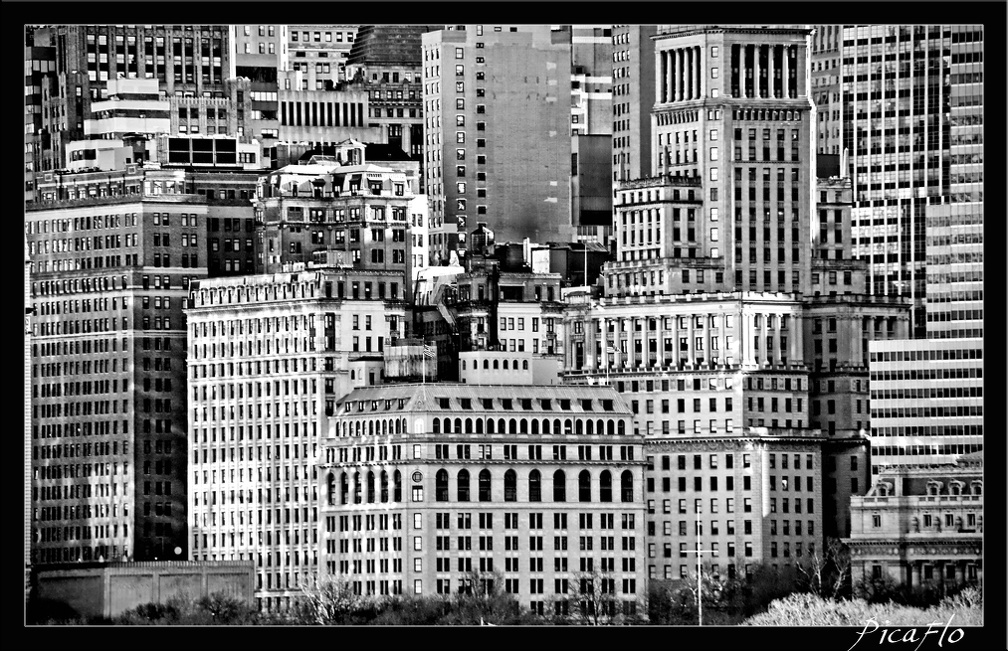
[297,573,368,625]
[560,568,620,626]
[796,537,851,600]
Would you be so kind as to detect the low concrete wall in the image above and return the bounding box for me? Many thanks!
[35,560,255,620]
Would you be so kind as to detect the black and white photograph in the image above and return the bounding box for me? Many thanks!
[16,4,1002,649]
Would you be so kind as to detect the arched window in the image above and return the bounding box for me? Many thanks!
[454,418,462,432]
[487,419,495,434]
[465,418,473,433]
[380,471,389,502]
[458,470,471,502]
[596,419,604,436]
[340,472,349,504]
[504,469,517,502]
[368,421,374,436]
[433,419,441,434]
[599,470,612,502]
[621,471,634,502]
[353,472,362,503]
[393,470,402,502]
[522,360,529,370]
[503,359,509,370]
[618,421,626,436]
[542,419,551,434]
[509,418,517,434]
[367,471,375,503]
[327,473,336,506]
[578,470,592,502]
[498,418,506,433]
[531,419,539,434]
[607,420,615,436]
[553,470,566,502]
[529,470,542,502]
[553,418,561,435]
[576,419,584,435]
[396,419,403,434]
[479,469,492,501]
[565,419,574,436]
[585,420,594,436]
[436,469,449,502]
[493,359,499,369]
[483,359,489,369]
[520,419,528,434]
[476,419,484,434]
[381,420,387,436]
[443,418,452,433]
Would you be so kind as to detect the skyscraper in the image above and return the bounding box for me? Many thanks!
[842,25,983,338]
[422,26,574,257]
[185,268,408,612]
[27,198,203,564]
[611,25,656,184]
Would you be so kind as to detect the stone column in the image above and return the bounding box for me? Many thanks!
[669,50,676,103]
[697,46,704,98]
[672,314,681,367]
[657,314,666,367]
[768,45,776,99]
[675,49,684,102]
[660,51,668,103]
[754,45,762,99]
[688,312,696,367]
[626,318,636,368]
[782,46,790,99]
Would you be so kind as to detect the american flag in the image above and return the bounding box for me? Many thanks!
[423,344,437,359]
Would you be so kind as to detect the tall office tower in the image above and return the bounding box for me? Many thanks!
[563,25,614,244]
[232,25,286,154]
[810,25,844,155]
[27,198,207,565]
[842,25,983,338]
[646,26,816,296]
[318,384,646,619]
[422,26,574,259]
[346,25,430,187]
[40,25,233,172]
[867,337,983,474]
[25,236,34,593]
[287,26,358,84]
[253,140,425,287]
[25,27,57,203]
[185,269,407,612]
[611,25,656,185]
[567,25,613,136]
[925,26,983,339]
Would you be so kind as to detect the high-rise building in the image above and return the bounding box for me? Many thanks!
[231,25,286,165]
[810,25,843,155]
[253,140,425,286]
[25,235,34,593]
[40,25,234,174]
[422,26,575,257]
[27,198,206,564]
[346,25,431,183]
[185,268,408,612]
[649,26,816,296]
[866,337,983,473]
[842,25,983,338]
[318,383,647,619]
[611,25,656,184]
[288,26,358,84]
[25,26,57,203]
[562,26,912,571]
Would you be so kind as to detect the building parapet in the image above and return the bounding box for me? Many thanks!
[617,174,703,190]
